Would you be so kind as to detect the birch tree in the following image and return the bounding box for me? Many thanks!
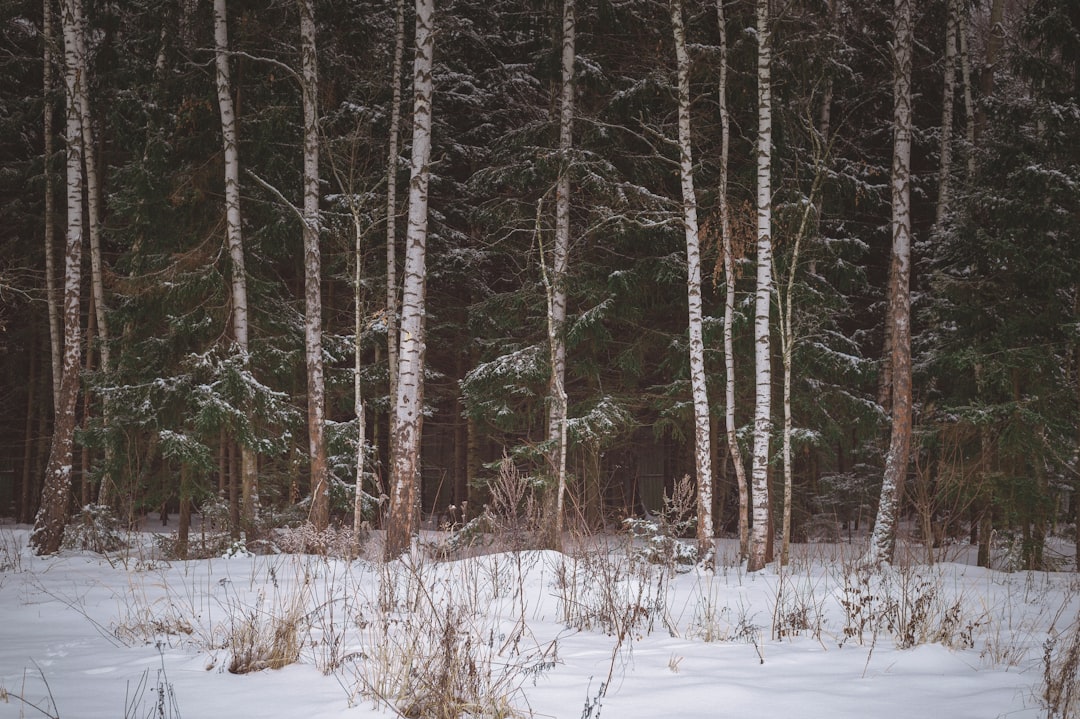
[540,0,575,552]
[385,0,406,414]
[776,144,827,567]
[42,0,61,412]
[670,0,713,558]
[386,0,436,560]
[299,0,329,530]
[213,0,259,534]
[32,0,86,555]
[72,0,107,379]
[867,0,913,566]
[747,0,773,573]
[53,0,111,506]
[716,0,748,559]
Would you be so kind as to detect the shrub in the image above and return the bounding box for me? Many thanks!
[63,504,127,553]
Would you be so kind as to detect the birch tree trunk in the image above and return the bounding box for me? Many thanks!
[42,0,61,412]
[716,0,748,559]
[353,256,367,540]
[777,160,826,567]
[32,0,85,555]
[541,0,575,552]
[386,0,435,560]
[214,0,259,535]
[670,0,713,560]
[935,0,958,228]
[72,0,107,376]
[747,0,774,573]
[386,0,405,414]
[299,0,329,531]
[867,0,913,566]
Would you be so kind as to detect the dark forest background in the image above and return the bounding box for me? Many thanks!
[1,0,1077,566]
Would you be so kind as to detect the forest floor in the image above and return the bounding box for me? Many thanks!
[1,518,1078,719]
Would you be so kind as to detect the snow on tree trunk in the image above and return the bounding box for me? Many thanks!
[300,0,328,531]
[386,0,435,560]
[747,0,773,574]
[717,0,748,560]
[541,0,575,552]
[214,0,259,534]
[32,0,85,555]
[670,0,713,560]
[867,0,913,567]
[386,0,405,413]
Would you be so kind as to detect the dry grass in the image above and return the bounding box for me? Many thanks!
[1041,617,1080,718]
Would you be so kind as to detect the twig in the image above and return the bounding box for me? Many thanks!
[244,170,310,228]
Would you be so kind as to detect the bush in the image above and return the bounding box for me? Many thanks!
[623,474,698,571]
[62,504,127,553]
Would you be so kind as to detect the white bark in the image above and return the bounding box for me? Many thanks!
[747,0,773,573]
[354,213,367,539]
[71,0,108,375]
[670,0,713,559]
[214,0,259,531]
[716,0,748,559]
[43,0,61,412]
[543,0,575,551]
[867,0,913,567]
[386,0,435,559]
[32,0,85,555]
[386,0,406,410]
[299,0,328,530]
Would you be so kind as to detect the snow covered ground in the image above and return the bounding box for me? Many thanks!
[1,521,1077,719]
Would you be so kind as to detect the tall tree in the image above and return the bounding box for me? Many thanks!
[32,0,86,555]
[541,0,575,552]
[716,0,748,561]
[213,0,259,534]
[73,0,107,379]
[777,148,828,567]
[299,0,328,530]
[42,0,61,412]
[386,0,436,560]
[385,0,406,422]
[747,0,774,573]
[867,0,913,566]
[669,0,713,559]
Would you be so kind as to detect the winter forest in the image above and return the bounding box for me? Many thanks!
[1,0,1080,571]
[3,0,1080,717]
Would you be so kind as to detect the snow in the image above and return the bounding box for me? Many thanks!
[1,522,1076,719]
